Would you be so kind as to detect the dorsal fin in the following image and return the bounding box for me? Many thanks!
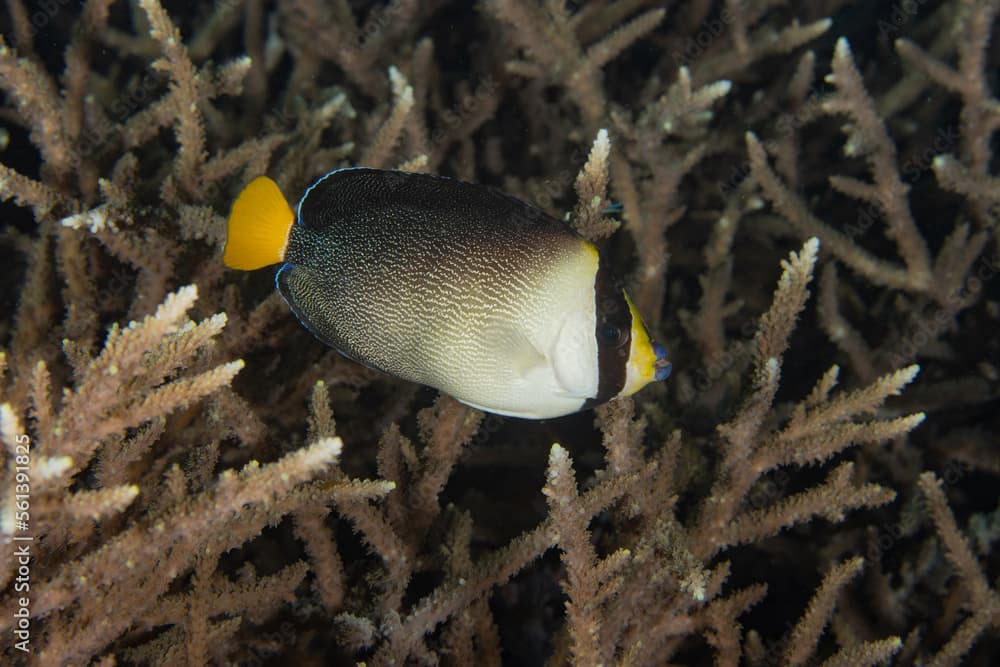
[296,168,569,234]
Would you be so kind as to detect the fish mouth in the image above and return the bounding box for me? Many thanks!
[621,293,671,396]
[652,342,672,382]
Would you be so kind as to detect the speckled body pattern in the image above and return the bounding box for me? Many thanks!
[276,168,630,418]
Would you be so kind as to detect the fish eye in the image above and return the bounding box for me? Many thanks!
[599,323,625,347]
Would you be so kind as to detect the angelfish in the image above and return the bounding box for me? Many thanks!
[224,168,671,419]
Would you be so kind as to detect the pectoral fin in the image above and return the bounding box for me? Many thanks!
[481,324,549,384]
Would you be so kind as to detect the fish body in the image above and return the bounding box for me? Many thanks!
[224,168,670,419]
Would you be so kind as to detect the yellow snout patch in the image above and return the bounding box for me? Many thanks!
[621,292,657,396]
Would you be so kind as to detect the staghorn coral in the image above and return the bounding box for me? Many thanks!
[0,0,997,665]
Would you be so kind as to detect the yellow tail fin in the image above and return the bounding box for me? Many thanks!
[223,176,295,270]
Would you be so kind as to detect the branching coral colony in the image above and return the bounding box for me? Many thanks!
[0,0,997,665]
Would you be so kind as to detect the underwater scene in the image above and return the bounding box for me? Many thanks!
[0,0,998,664]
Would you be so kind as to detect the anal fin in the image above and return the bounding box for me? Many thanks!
[275,264,382,373]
